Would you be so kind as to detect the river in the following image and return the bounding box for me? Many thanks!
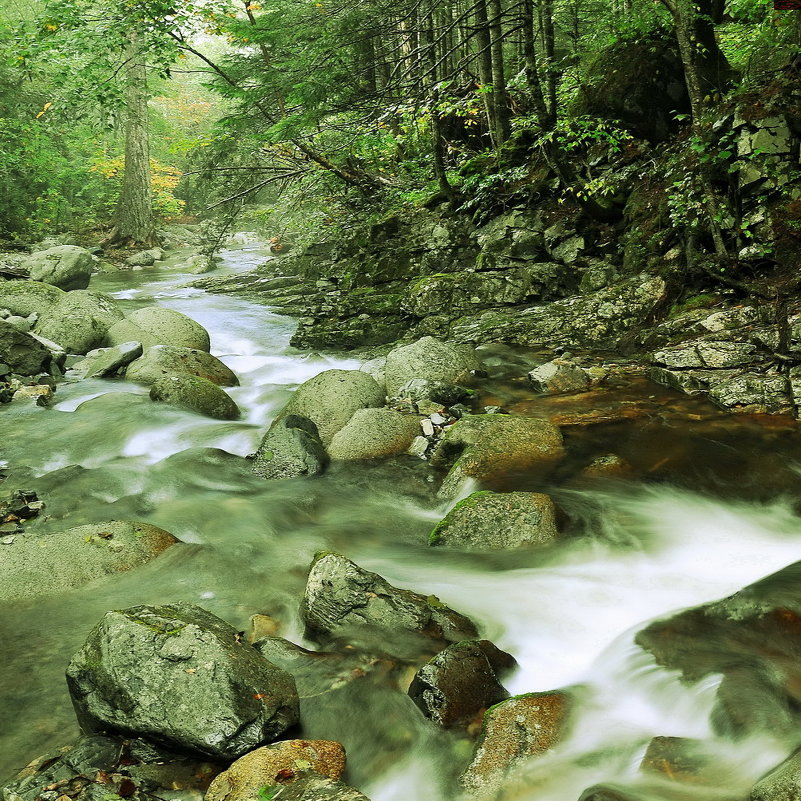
[1,242,801,801]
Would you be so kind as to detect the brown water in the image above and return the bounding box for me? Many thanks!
[2,246,801,801]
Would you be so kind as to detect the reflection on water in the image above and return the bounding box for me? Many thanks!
[2,246,801,801]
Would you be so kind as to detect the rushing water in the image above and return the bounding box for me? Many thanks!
[2,243,801,801]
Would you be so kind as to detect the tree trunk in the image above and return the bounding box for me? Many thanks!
[521,0,549,126]
[541,0,557,126]
[474,0,498,148]
[488,0,511,145]
[106,37,156,247]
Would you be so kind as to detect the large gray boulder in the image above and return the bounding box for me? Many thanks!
[384,337,480,397]
[301,553,478,657]
[429,491,559,550]
[25,245,94,290]
[150,375,240,420]
[125,345,239,386]
[34,291,124,354]
[0,521,177,603]
[0,320,51,375]
[0,280,65,316]
[327,408,420,460]
[252,415,328,480]
[69,342,143,379]
[66,603,300,760]
[408,640,515,731]
[106,307,211,352]
[276,370,385,445]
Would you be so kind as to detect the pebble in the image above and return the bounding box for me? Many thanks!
[421,419,435,437]
[408,435,429,458]
[430,412,448,426]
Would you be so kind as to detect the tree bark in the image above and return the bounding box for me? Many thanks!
[106,36,156,247]
[488,0,511,145]
[541,0,558,126]
[521,0,549,126]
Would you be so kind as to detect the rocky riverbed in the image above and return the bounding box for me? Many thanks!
[2,235,801,801]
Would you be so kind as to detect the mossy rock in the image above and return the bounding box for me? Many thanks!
[149,374,240,420]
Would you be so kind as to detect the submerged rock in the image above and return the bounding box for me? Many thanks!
[460,691,572,795]
[750,749,801,801]
[106,307,211,352]
[0,521,177,603]
[429,491,558,550]
[276,369,385,445]
[25,245,93,291]
[126,345,239,386]
[0,280,65,317]
[150,374,240,420]
[252,415,328,480]
[636,560,801,739]
[0,320,51,375]
[34,291,124,354]
[66,603,300,760]
[254,772,370,801]
[408,640,516,732]
[528,359,592,394]
[301,552,478,657]
[327,407,420,460]
[434,414,564,498]
[205,740,346,801]
[384,337,480,396]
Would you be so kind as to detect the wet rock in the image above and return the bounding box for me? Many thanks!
[276,370,385,446]
[301,552,478,658]
[639,736,711,781]
[66,603,300,760]
[256,772,370,801]
[434,415,564,498]
[35,291,124,354]
[0,521,177,603]
[247,615,281,642]
[750,749,801,801]
[12,384,54,406]
[407,435,430,458]
[578,785,641,801]
[4,314,31,331]
[395,378,472,407]
[126,249,163,267]
[384,337,480,397]
[708,373,793,416]
[408,640,516,731]
[579,454,632,480]
[652,341,759,369]
[460,692,572,795]
[636,561,801,740]
[429,491,558,550]
[25,245,93,290]
[205,741,346,801]
[451,275,667,349]
[0,320,51,375]
[69,341,143,379]
[528,359,592,394]
[327,408,420,461]
[125,345,239,386]
[106,307,211,352]
[252,415,328,479]
[150,375,240,420]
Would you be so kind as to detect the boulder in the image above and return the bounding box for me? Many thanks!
[750,750,801,801]
[408,640,515,731]
[429,491,558,550]
[125,345,239,386]
[276,370,385,446]
[205,741,346,801]
[709,372,793,416]
[25,245,94,290]
[460,692,572,795]
[35,291,124,354]
[0,521,177,604]
[0,280,65,316]
[252,772,370,801]
[652,341,759,369]
[384,337,480,396]
[635,560,801,739]
[0,320,51,375]
[252,415,328,480]
[394,378,472,406]
[528,359,592,394]
[301,552,478,657]
[69,342,143,379]
[66,603,300,760]
[433,415,564,498]
[327,408,420,460]
[106,307,211,352]
[126,249,163,267]
[150,375,240,420]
